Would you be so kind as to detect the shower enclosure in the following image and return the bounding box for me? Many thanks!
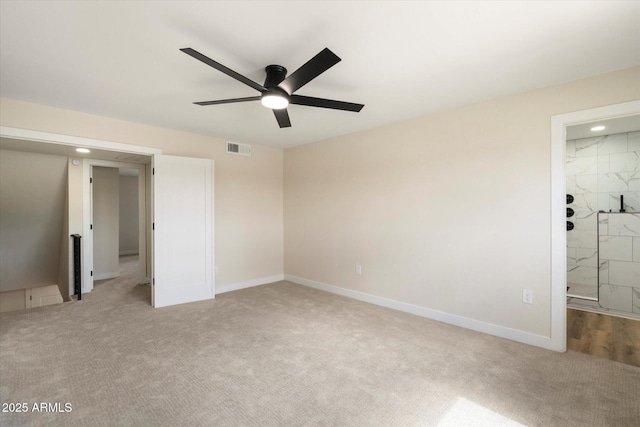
[566,127,640,317]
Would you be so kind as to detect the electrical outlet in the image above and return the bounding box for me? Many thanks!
[355,264,362,275]
[522,289,533,304]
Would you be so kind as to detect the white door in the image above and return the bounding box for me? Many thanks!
[152,154,214,308]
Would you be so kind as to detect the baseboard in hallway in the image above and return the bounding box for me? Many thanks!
[567,308,640,367]
[119,250,139,256]
[93,271,119,281]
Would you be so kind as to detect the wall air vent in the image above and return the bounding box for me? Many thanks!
[226,141,251,157]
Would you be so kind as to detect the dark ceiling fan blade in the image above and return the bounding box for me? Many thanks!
[278,48,341,95]
[289,94,364,112]
[273,108,291,128]
[180,48,266,93]
[194,96,261,106]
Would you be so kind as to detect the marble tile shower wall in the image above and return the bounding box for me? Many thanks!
[598,213,640,314]
[566,131,640,310]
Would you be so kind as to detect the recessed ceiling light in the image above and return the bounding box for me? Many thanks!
[76,148,90,153]
[590,126,606,132]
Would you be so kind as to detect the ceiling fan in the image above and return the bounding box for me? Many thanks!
[180,47,364,128]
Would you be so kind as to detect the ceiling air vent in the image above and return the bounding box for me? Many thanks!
[226,141,251,157]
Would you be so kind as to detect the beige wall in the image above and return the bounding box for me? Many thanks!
[119,174,139,255]
[0,149,67,292]
[284,66,640,337]
[0,97,284,288]
[1,66,637,341]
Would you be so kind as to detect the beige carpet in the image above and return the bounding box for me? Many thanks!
[1,257,639,426]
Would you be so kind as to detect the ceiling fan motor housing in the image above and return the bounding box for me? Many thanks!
[264,65,288,90]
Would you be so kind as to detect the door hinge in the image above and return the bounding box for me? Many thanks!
[152,168,155,175]
[152,278,155,286]
[90,224,93,230]
[90,177,93,183]
[152,223,155,230]
[90,270,93,277]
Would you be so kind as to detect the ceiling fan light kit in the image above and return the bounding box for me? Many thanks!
[261,93,289,109]
[180,47,364,128]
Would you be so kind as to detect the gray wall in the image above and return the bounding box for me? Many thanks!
[0,149,66,292]
[119,174,139,255]
[93,166,119,279]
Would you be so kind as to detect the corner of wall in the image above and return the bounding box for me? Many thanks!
[57,162,71,301]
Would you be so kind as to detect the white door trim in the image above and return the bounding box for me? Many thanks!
[0,126,161,156]
[550,100,640,352]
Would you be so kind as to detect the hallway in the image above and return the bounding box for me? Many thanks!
[90,254,149,306]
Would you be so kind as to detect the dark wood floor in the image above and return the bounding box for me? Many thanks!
[567,308,640,367]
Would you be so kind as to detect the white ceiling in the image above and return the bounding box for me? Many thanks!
[1,1,638,149]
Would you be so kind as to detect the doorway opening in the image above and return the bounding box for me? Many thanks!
[0,126,159,307]
[0,126,215,310]
[564,115,640,319]
[551,100,640,352]
[91,164,148,302]
[85,160,150,299]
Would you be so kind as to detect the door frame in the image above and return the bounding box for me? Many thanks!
[84,159,148,293]
[550,100,640,352]
[0,127,161,157]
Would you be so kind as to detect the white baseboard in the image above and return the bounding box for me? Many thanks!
[284,274,556,351]
[119,250,139,256]
[94,272,119,281]
[215,274,285,295]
